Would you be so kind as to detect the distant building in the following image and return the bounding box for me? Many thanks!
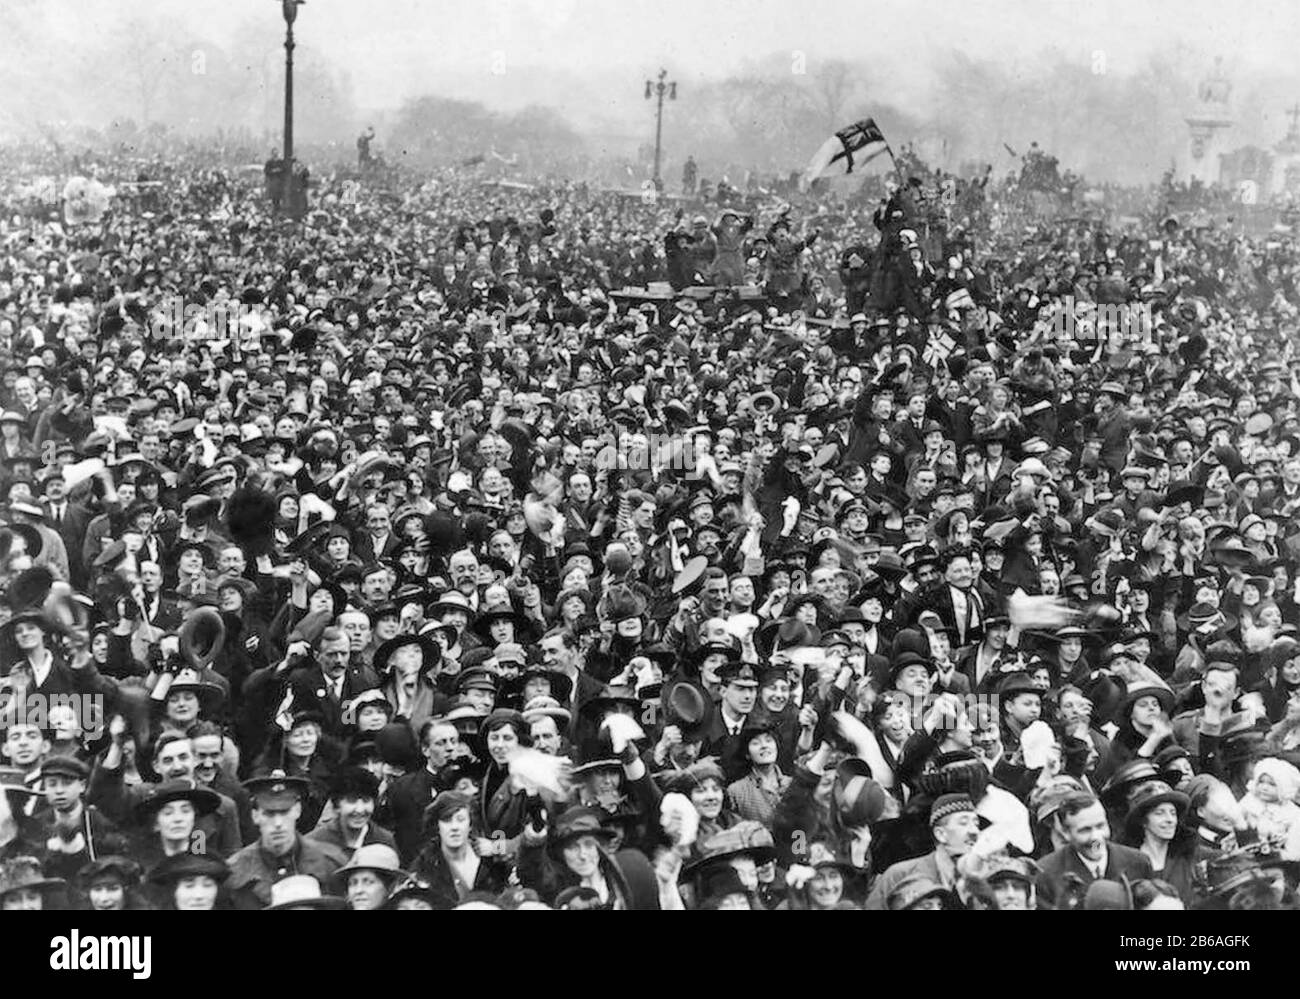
[1270,105,1300,199]
[1217,106,1300,203]
[1179,58,1234,185]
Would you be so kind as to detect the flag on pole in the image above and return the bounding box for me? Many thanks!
[802,118,890,188]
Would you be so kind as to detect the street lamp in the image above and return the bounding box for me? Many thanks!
[277,0,305,216]
[644,69,676,193]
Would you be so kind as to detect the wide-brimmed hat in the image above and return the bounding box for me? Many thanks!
[504,667,573,708]
[471,607,536,643]
[659,678,714,738]
[570,732,624,777]
[1122,780,1189,839]
[372,633,439,676]
[425,591,474,619]
[1121,679,1175,719]
[334,844,406,890]
[76,856,143,889]
[0,856,65,900]
[1099,759,1161,806]
[520,695,572,727]
[163,668,227,714]
[1176,601,1237,633]
[547,806,618,858]
[0,765,42,801]
[1198,853,1274,903]
[132,778,222,821]
[266,874,347,910]
[985,855,1041,887]
[887,875,960,910]
[680,820,777,881]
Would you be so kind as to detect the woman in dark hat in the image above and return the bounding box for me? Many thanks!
[517,805,659,910]
[476,709,536,856]
[781,855,862,910]
[271,488,301,551]
[872,479,910,550]
[0,410,33,461]
[0,856,66,911]
[132,779,224,880]
[785,592,832,632]
[74,856,151,911]
[750,662,803,773]
[662,759,738,853]
[170,539,217,597]
[585,585,651,682]
[1121,780,1196,904]
[409,790,509,909]
[552,587,594,629]
[501,665,573,713]
[148,852,232,911]
[771,744,890,891]
[471,605,536,648]
[869,690,915,793]
[158,668,227,736]
[886,874,962,910]
[724,721,791,827]
[1152,743,1194,791]
[1106,679,1177,770]
[375,633,445,733]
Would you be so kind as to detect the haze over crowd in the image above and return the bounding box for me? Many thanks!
[4,0,1300,184]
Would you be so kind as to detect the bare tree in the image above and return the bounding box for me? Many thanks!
[115,16,179,127]
[808,59,859,133]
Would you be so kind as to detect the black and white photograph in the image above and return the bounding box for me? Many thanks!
[0,0,1294,967]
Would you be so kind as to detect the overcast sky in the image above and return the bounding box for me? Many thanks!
[25,0,1300,110]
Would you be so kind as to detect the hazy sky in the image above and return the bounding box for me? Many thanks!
[25,0,1300,110]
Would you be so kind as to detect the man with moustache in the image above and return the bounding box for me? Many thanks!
[865,793,982,909]
[89,726,243,858]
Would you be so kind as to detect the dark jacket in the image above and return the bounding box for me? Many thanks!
[410,845,511,909]
[387,767,443,865]
[306,815,396,859]
[1035,842,1154,910]
[226,835,348,909]
[517,841,659,910]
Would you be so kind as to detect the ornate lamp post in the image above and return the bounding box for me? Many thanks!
[278,0,305,217]
[644,69,676,194]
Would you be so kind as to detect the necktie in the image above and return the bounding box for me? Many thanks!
[951,587,968,644]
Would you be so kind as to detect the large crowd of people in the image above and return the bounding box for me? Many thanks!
[1,136,1299,912]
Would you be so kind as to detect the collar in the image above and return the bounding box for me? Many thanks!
[720,705,746,729]
[933,849,959,886]
[28,648,54,687]
[258,836,302,868]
